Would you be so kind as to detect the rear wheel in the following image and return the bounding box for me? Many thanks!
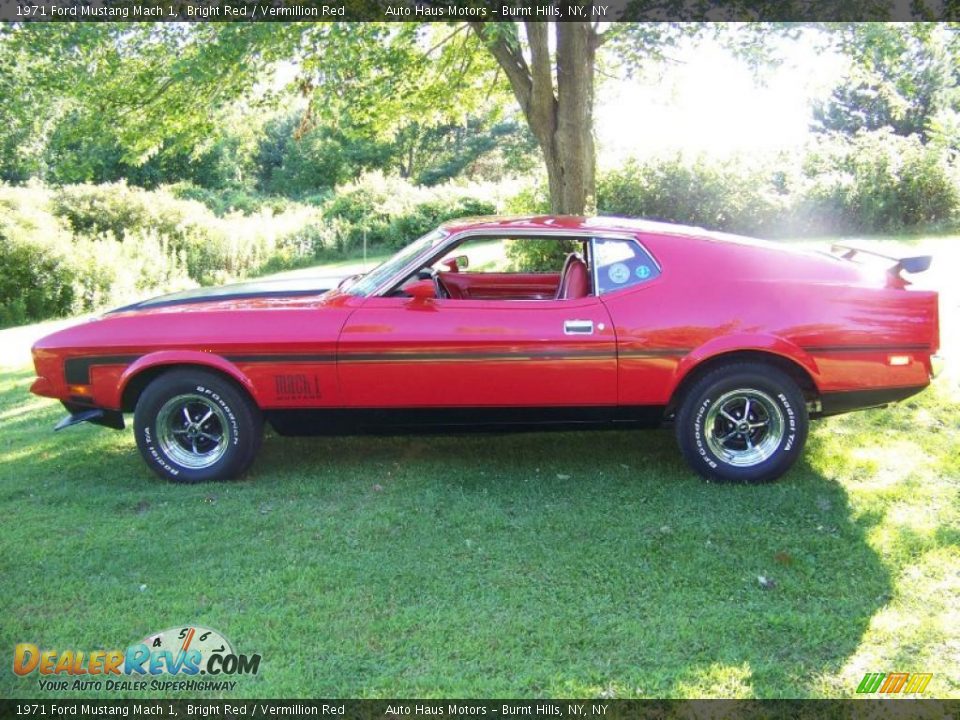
[675,363,808,484]
[134,369,262,483]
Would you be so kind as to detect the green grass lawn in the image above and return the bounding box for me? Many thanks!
[0,237,958,700]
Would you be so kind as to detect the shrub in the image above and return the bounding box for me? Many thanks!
[505,238,577,272]
[46,181,332,285]
[167,182,291,217]
[0,236,75,327]
[0,186,76,326]
[50,182,194,242]
[5,140,956,330]
[0,185,194,327]
[321,173,498,253]
[502,181,551,215]
[67,231,192,313]
[597,155,790,237]
[794,130,960,234]
[597,134,959,238]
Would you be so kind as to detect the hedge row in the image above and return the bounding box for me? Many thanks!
[0,177,500,328]
[598,130,960,237]
[3,131,958,328]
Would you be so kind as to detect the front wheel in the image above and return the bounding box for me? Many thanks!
[675,363,808,484]
[134,369,263,483]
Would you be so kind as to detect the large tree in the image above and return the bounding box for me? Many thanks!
[470,22,599,214]
[3,21,706,213]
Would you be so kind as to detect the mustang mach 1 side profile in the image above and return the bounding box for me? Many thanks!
[31,216,942,484]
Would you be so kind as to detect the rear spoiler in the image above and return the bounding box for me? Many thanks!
[830,243,932,286]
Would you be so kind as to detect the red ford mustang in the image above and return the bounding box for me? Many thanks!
[31,216,941,484]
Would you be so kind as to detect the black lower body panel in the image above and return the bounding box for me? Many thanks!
[266,405,665,436]
[819,385,928,417]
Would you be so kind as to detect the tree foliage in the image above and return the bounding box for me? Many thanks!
[0,22,541,194]
[813,23,960,143]
[2,20,957,217]
[0,21,764,213]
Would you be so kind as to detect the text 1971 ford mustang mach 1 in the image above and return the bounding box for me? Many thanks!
[31,216,941,484]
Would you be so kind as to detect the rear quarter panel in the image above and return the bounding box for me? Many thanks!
[603,233,937,406]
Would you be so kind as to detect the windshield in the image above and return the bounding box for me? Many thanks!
[344,229,449,297]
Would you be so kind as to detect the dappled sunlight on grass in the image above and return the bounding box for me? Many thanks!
[886,502,942,536]
[828,549,960,699]
[0,398,54,424]
[846,440,926,490]
[803,376,959,698]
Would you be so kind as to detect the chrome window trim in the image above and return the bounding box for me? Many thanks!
[590,239,601,301]
[590,235,663,297]
[371,227,647,298]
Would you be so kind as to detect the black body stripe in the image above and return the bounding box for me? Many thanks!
[63,342,931,385]
[63,349,612,384]
[801,344,930,354]
[618,348,690,358]
[335,349,615,363]
[64,355,141,385]
[225,354,336,364]
[109,288,332,314]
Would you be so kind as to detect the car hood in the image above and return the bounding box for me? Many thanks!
[108,275,347,314]
[33,274,356,356]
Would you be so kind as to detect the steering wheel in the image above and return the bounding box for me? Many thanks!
[415,267,450,299]
[432,269,450,299]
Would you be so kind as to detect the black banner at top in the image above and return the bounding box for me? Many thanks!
[1,0,957,22]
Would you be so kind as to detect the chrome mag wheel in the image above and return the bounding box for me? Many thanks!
[704,388,785,467]
[155,393,231,470]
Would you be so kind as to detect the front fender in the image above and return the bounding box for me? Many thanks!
[116,351,260,409]
[675,334,822,390]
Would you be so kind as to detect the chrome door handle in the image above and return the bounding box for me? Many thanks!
[564,320,594,335]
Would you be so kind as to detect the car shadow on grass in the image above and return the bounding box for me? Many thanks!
[251,428,891,697]
[1,367,891,699]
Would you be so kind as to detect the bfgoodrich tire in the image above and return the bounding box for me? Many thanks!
[675,363,808,484]
[134,369,263,483]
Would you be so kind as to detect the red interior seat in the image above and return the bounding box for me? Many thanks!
[555,253,590,300]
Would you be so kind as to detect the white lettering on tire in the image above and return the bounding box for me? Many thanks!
[195,384,240,446]
[143,425,179,476]
[778,392,797,452]
[693,398,717,468]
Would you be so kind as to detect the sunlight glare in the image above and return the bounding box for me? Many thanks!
[596,35,849,166]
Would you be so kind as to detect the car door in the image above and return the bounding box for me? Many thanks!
[336,293,617,410]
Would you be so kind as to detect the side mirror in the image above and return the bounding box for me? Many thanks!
[405,279,437,301]
[440,255,469,273]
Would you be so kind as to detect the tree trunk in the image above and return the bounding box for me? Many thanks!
[470,21,598,216]
[551,22,596,215]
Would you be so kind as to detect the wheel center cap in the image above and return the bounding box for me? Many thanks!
[738,422,749,432]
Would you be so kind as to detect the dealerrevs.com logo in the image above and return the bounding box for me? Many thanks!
[13,626,261,692]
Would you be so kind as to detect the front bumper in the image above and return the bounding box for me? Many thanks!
[30,375,57,399]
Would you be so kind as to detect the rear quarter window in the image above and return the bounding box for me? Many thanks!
[593,238,661,294]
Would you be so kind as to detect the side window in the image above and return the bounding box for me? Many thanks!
[593,238,660,295]
[434,237,579,274]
